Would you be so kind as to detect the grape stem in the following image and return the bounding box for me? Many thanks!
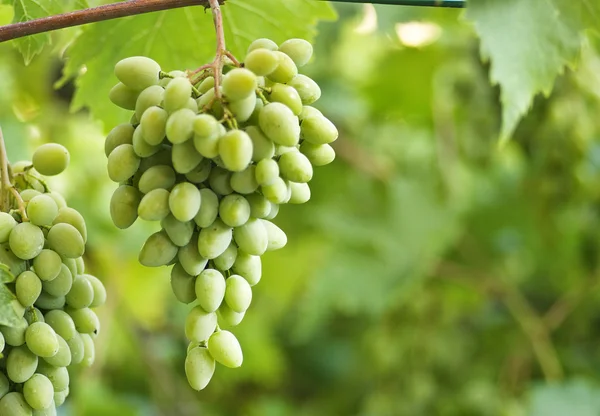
[0,127,27,221]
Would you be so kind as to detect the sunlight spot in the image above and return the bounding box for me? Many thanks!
[395,22,442,48]
[355,4,378,35]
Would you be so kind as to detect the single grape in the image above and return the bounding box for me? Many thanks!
[67,333,84,365]
[31,144,69,176]
[229,93,258,123]
[245,194,272,219]
[43,310,76,341]
[185,159,212,184]
[37,361,69,392]
[299,105,323,120]
[222,68,257,101]
[197,219,232,259]
[32,250,61,283]
[219,194,251,228]
[164,77,192,113]
[217,303,246,328]
[288,182,311,204]
[170,263,197,304]
[115,56,161,90]
[26,322,59,358]
[105,124,134,157]
[85,274,106,308]
[138,165,176,194]
[47,223,85,259]
[135,85,164,120]
[279,38,313,67]
[169,182,201,222]
[261,220,288,251]
[230,166,259,194]
[166,109,196,144]
[232,252,262,286]
[198,77,215,93]
[214,243,238,272]
[107,144,141,183]
[232,218,268,256]
[67,307,100,335]
[185,306,217,343]
[0,392,33,416]
[244,48,279,76]
[139,230,179,267]
[1,317,28,346]
[6,345,38,383]
[288,74,321,105]
[268,83,303,115]
[248,38,278,53]
[133,125,162,158]
[278,150,313,183]
[207,330,243,368]
[23,374,54,410]
[178,235,209,276]
[0,243,27,277]
[15,271,42,307]
[109,82,139,110]
[299,141,335,166]
[138,145,172,172]
[138,188,171,221]
[194,188,219,229]
[255,158,280,186]
[53,389,69,407]
[53,207,87,243]
[41,264,72,298]
[172,139,203,174]
[224,275,252,313]
[218,130,253,172]
[258,102,300,146]
[65,275,94,309]
[110,185,142,229]
[34,293,66,310]
[9,222,44,260]
[140,106,168,145]
[47,191,67,210]
[185,347,216,391]
[42,335,71,367]
[0,212,16,243]
[195,269,226,313]
[27,195,58,227]
[300,114,339,145]
[261,177,289,204]
[161,215,195,247]
[267,51,298,84]
[0,372,8,399]
[208,166,233,196]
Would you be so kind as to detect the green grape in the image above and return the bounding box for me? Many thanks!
[261,177,288,204]
[186,97,199,113]
[0,212,16,243]
[300,114,339,144]
[138,145,172,172]
[164,77,192,113]
[0,331,4,353]
[135,85,164,120]
[185,347,216,391]
[16,271,42,307]
[0,243,27,277]
[230,166,259,194]
[47,192,67,210]
[268,83,303,115]
[26,322,59,358]
[37,362,69,392]
[138,165,176,194]
[161,215,195,247]
[274,145,297,156]
[278,150,313,183]
[222,68,257,101]
[114,56,161,90]
[178,235,208,276]
[219,194,251,227]
[198,77,215,94]
[288,182,311,204]
[82,338,98,367]
[7,345,38,383]
[266,202,280,220]
[23,374,54,410]
[34,293,65,310]
[44,310,76,341]
[244,48,279,76]
[53,389,68,407]
[258,102,300,146]
[288,74,321,105]
[170,263,197,304]
[24,308,44,325]
[172,139,203,174]
[105,124,134,157]
[208,166,233,196]
[33,250,62,282]
[207,330,243,368]
[110,185,142,229]
[197,219,232,259]
[195,269,226,313]
[194,188,219,228]
[133,125,161,157]
[0,372,8,399]
[33,404,57,416]
[27,195,58,227]
[248,38,278,53]
[42,264,72,297]
[193,115,222,157]
[217,303,245,328]
[140,106,168,145]
[185,159,212,184]
[267,51,298,84]
[279,38,313,67]
[9,222,44,260]
[262,220,288,251]
[218,130,253,172]
[245,194,271,219]
[76,257,85,275]
[255,158,280,186]
[224,275,252,313]
[169,182,201,222]
[130,113,140,125]
[232,218,268,256]
[299,142,335,166]
[138,188,171,221]
[214,243,238,271]
[139,230,178,267]
[53,207,87,243]
[47,223,85,259]
[159,70,186,87]
[232,252,262,286]
[196,87,222,115]
[43,335,71,367]
[109,83,139,110]
[107,144,141,183]
[65,275,94,309]
[85,274,106,308]
[1,317,28,346]
[185,306,217,343]
[67,307,100,335]
[247,96,264,125]
[0,392,32,416]
[166,109,196,144]
[299,105,322,121]
[229,93,258,123]
[67,333,84,365]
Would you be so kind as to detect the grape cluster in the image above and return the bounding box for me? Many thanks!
[0,144,105,415]
[105,37,337,390]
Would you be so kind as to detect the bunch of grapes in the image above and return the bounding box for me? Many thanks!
[105,37,337,390]
[0,144,105,415]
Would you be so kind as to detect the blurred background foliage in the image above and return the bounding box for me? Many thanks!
[2,1,600,415]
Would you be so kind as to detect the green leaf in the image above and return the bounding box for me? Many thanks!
[0,4,14,25]
[465,0,600,141]
[0,283,22,327]
[529,380,600,416]
[0,263,15,284]
[61,0,337,127]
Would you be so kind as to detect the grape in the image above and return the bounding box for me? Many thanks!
[42,264,72,298]
[166,109,196,144]
[186,97,199,112]
[0,372,8,399]
[115,56,161,91]
[138,188,171,221]
[37,362,69,392]
[261,220,288,251]
[53,208,87,243]
[218,130,253,172]
[247,96,264,125]
[139,230,178,267]
[222,68,257,101]
[9,222,44,260]
[26,195,58,227]
[172,140,203,174]
[178,234,208,276]
[258,102,300,146]
[107,144,140,183]
[169,182,201,222]
[248,38,278,53]
[275,145,297,156]
[164,77,192,113]
[34,293,65,310]
[33,404,57,415]
[66,334,84,365]
[67,308,100,336]
[214,243,238,272]
[135,85,164,120]
[208,166,233,196]
[267,52,298,84]
[1,318,27,346]
[185,347,216,391]
[193,114,219,138]
[0,392,32,415]
[0,243,27,277]
[170,263,197,304]
[245,48,279,76]
[224,275,252,313]
[219,194,251,227]
[43,311,76,341]
[288,182,311,204]
[195,269,226,313]
[0,332,4,353]
[207,330,243,368]
[300,114,339,145]
[194,188,219,228]
[42,336,71,367]
[7,345,38,383]
[138,165,176,194]
[198,77,215,93]
[105,124,134,157]
[261,177,289,204]
[278,150,313,183]
[0,212,16,243]
[279,38,313,67]
[268,84,303,115]
[109,83,139,110]
[53,390,68,407]
[138,146,172,172]
[133,126,161,158]
[160,70,187,87]
[232,218,268,256]
[299,142,335,166]
[20,189,41,202]
[230,166,259,194]
[65,275,94,309]
[232,253,262,286]
[288,74,321,105]
[110,185,142,229]
[25,322,59,358]
[198,219,232,259]
[245,194,272,219]
[23,374,54,410]
[255,158,280,186]
[47,192,67,210]
[185,306,217,343]
[229,93,257,122]
[185,159,212,184]
[140,106,168,145]
[85,274,106,308]
[246,127,274,162]
[16,271,42,307]
[32,250,61,282]
[217,303,246,328]
[161,215,195,247]
[47,223,84,259]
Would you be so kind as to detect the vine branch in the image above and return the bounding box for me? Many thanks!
[0,0,225,43]
[0,127,27,220]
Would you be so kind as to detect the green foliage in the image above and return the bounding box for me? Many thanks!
[0,284,21,327]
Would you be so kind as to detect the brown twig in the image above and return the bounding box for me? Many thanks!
[0,127,27,220]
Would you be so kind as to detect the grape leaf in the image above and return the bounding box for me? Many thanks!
[0,264,15,284]
[0,4,14,25]
[60,0,337,127]
[465,0,600,141]
[0,283,22,327]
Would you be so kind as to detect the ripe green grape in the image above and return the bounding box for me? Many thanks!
[245,194,272,219]
[0,212,16,243]
[47,223,85,259]
[135,85,164,120]
[65,275,94,309]
[230,166,259,194]
[44,311,76,341]
[107,144,140,183]
[31,144,69,177]
[258,102,300,146]
[185,159,212,184]
[53,207,87,243]
[1,318,27,346]
[132,126,161,158]
[245,126,275,162]
[23,374,54,410]
[0,243,27,277]
[244,48,279,76]
[164,77,192,113]
[194,188,219,228]
[229,93,257,123]
[25,322,59,358]
[0,372,8,399]
[15,271,42,307]
[232,218,268,256]
[140,106,168,145]
[278,150,313,183]
[161,215,195,247]
[268,84,303,115]
[114,56,161,91]
[207,167,233,196]
[138,165,176,194]
[35,293,66,310]
[261,177,288,204]
[219,194,251,227]
[53,389,68,407]
[224,275,252,313]
[217,303,246,328]
[67,307,100,336]
[138,188,171,221]
[42,336,71,368]
[110,185,142,229]
[170,263,197,304]
[32,250,62,282]
[160,70,186,87]
[288,74,321,105]
[195,269,226,313]
[207,330,243,368]
[0,392,32,415]
[214,243,238,272]
[9,222,44,260]
[232,252,262,286]
[172,140,203,174]
[279,38,313,67]
[185,306,217,343]
[262,220,288,251]
[300,114,339,145]
[248,38,278,53]
[41,264,72,298]
[193,114,219,138]
[37,362,69,392]
[166,109,195,144]
[105,124,134,157]
[67,333,84,365]
[218,130,253,172]
[222,68,257,101]
[139,230,179,267]
[198,77,215,94]
[255,158,280,186]
[267,52,298,84]
[109,83,139,110]
[85,274,106,308]
[299,142,335,166]
[169,182,201,222]
[197,219,232,259]
[288,182,311,204]
[178,235,208,276]
[185,347,215,391]
[7,345,38,383]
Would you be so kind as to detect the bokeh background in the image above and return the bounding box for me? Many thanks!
[2,2,600,415]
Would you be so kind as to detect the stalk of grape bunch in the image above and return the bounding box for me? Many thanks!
[0,130,105,415]
[105,30,337,390]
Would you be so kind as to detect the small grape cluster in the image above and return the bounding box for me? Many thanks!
[105,37,337,390]
[0,144,105,415]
